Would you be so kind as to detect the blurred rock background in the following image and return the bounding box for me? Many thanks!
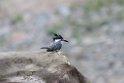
[0,0,124,83]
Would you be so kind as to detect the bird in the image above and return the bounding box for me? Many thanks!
[41,33,68,52]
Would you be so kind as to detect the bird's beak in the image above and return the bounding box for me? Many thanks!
[62,39,69,43]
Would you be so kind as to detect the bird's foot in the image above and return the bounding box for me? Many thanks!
[56,51,63,55]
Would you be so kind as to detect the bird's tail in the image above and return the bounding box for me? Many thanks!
[40,47,49,49]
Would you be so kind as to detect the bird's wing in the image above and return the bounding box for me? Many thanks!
[49,42,55,48]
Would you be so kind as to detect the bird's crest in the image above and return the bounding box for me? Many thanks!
[53,33,63,41]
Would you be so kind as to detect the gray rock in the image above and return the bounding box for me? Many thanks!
[0,51,89,83]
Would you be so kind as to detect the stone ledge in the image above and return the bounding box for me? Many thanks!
[0,51,89,83]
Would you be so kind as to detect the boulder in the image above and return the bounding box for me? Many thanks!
[0,51,89,83]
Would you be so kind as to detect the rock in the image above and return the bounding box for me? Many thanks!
[0,51,88,83]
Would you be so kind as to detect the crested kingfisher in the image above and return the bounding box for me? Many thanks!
[41,33,69,52]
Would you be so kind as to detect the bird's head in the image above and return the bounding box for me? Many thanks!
[53,33,69,43]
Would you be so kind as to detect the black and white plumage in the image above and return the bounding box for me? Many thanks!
[41,33,68,52]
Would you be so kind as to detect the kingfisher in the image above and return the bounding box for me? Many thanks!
[41,33,68,52]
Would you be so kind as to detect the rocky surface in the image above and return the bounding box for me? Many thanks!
[0,51,88,83]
